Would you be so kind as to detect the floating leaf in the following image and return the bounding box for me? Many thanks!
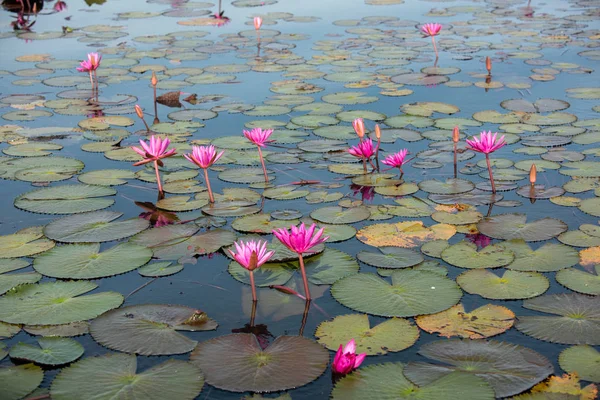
[441,241,514,269]
[331,270,462,317]
[315,314,418,356]
[404,339,553,398]
[190,334,328,393]
[90,304,217,356]
[23,322,89,338]
[311,206,370,224]
[515,293,600,345]
[0,281,123,325]
[357,221,455,248]
[14,184,116,215]
[415,304,515,339]
[357,247,423,269]
[556,266,600,295]
[332,363,494,400]
[500,240,579,272]
[138,261,183,277]
[51,354,204,400]
[477,213,567,241]
[0,364,43,400]
[9,337,84,366]
[559,346,600,383]
[457,269,549,300]
[0,233,54,259]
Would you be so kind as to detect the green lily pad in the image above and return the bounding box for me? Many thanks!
[138,261,184,277]
[0,322,21,339]
[332,363,494,400]
[0,364,44,400]
[9,337,84,366]
[310,206,370,224]
[44,211,149,243]
[219,167,275,183]
[263,186,310,200]
[558,345,600,383]
[556,266,600,295]
[90,304,217,356]
[14,184,116,215]
[0,232,55,259]
[331,270,462,317]
[500,240,579,271]
[232,213,300,234]
[51,354,204,400]
[515,293,600,345]
[457,269,549,300]
[357,247,423,269]
[441,241,514,269]
[431,210,483,225]
[34,242,152,279]
[0,281,123,325]
[0,269,41,296]
[190,334,328,392]
[477,213,567,241]
[419,179,475,194]
[579,197,600,217]
[23,322,89,337]
[404,339,553,398]
[322,91,379,105]
[77,169,134,186]
[560,161,600,177]
[315,314,419,355]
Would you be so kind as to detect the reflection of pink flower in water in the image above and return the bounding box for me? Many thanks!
[466,233,492,248]
[53,1,67,12]
[350,184,375,202]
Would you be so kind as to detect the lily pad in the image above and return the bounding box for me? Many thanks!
[457,269,549,300]
[0,281,123,325]
[0,364,44,400]
[357,247,423,269]
[415,304,515,339]
[515,293,600,345]
[404,339,553,398]
[90,304,217,356]
[316,314,418,356]
[51,354,204,400]
[332,363,494,400]
[9,337,84,366]
[556,266,600,295]
[0,233,55,259]
[419,178,475,194]
[311,206,370,224]
[441,241,514,269]
[357,221,455,248]
[15,184,116,215]
[190,334,328,392]
[331,270,462,317]
[477,213,567,241]
[559,346,600,383]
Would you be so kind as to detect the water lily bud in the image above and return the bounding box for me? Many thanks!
[135,105,144,120]
[452,126,459,143]
[529,164,537,185]
[374,124,381,140]
[486,56,492,75]
[352,118,365,139]
[151,71,158,87]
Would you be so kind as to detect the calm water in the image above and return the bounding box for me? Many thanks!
[0,0,599,398]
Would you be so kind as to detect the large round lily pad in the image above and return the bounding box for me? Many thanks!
[0,364,44,400]
[9,337,84,366]
[558,345,600,383]
[357,247,423,269]
[457,269,549,300]
[15,184,116,214]
[331,270,462,317]
[310,206,370,224]
[190,334,329,393]
[33,242,152,279]
[477,213,567,241]
[0,281,123,325]
[403,339,553,398]
[415,304,515,339]
[556,266,600,295]
[500,240,579,272]
[331,363,494,400]
[441,241,514,269]
[515,293,600,345]
[44,211,149,242]
[90,304,217,356]
[0,232,55,259]
[51,354,204,400]
[315,314,419,356]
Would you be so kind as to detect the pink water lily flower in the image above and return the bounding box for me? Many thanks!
[272,223,329,301]
[349,138,376,173]
[244,128,273,183]
[382,149,410,178]
[332,339,367,375]
[53,1,67,12]
[421,23,442,36]
[184,145,224,203]
[229,240,274,272]
[131,135,176,195]
[76,52,101,73]
[466,131,506,154]
[466,131,507,194]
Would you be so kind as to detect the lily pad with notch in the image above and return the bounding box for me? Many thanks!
[457,269,549,300]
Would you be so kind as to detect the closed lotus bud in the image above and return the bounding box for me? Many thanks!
[375,124,381,140]
[254,17,263,30]
[151,71,158,87]
[135,105,144,120]
[452,126,460,143]
[486,56,492,75]
[352,118,365,139]
[529,164,537,185]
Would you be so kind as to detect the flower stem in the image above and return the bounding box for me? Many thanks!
[153,86,158,121]
[432,36,438,59]
[250,298,257,327]
[249,271,257,303]
[362,159,367,173]
[298,253,311,301]
[486,154,496,194]
[203,168,215,203]
[398,167,404,180]
[88,71,94,90]
[153,160,163,195]
[257,146,269,183]
[453,142,457,179]
[299,299,310,336]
